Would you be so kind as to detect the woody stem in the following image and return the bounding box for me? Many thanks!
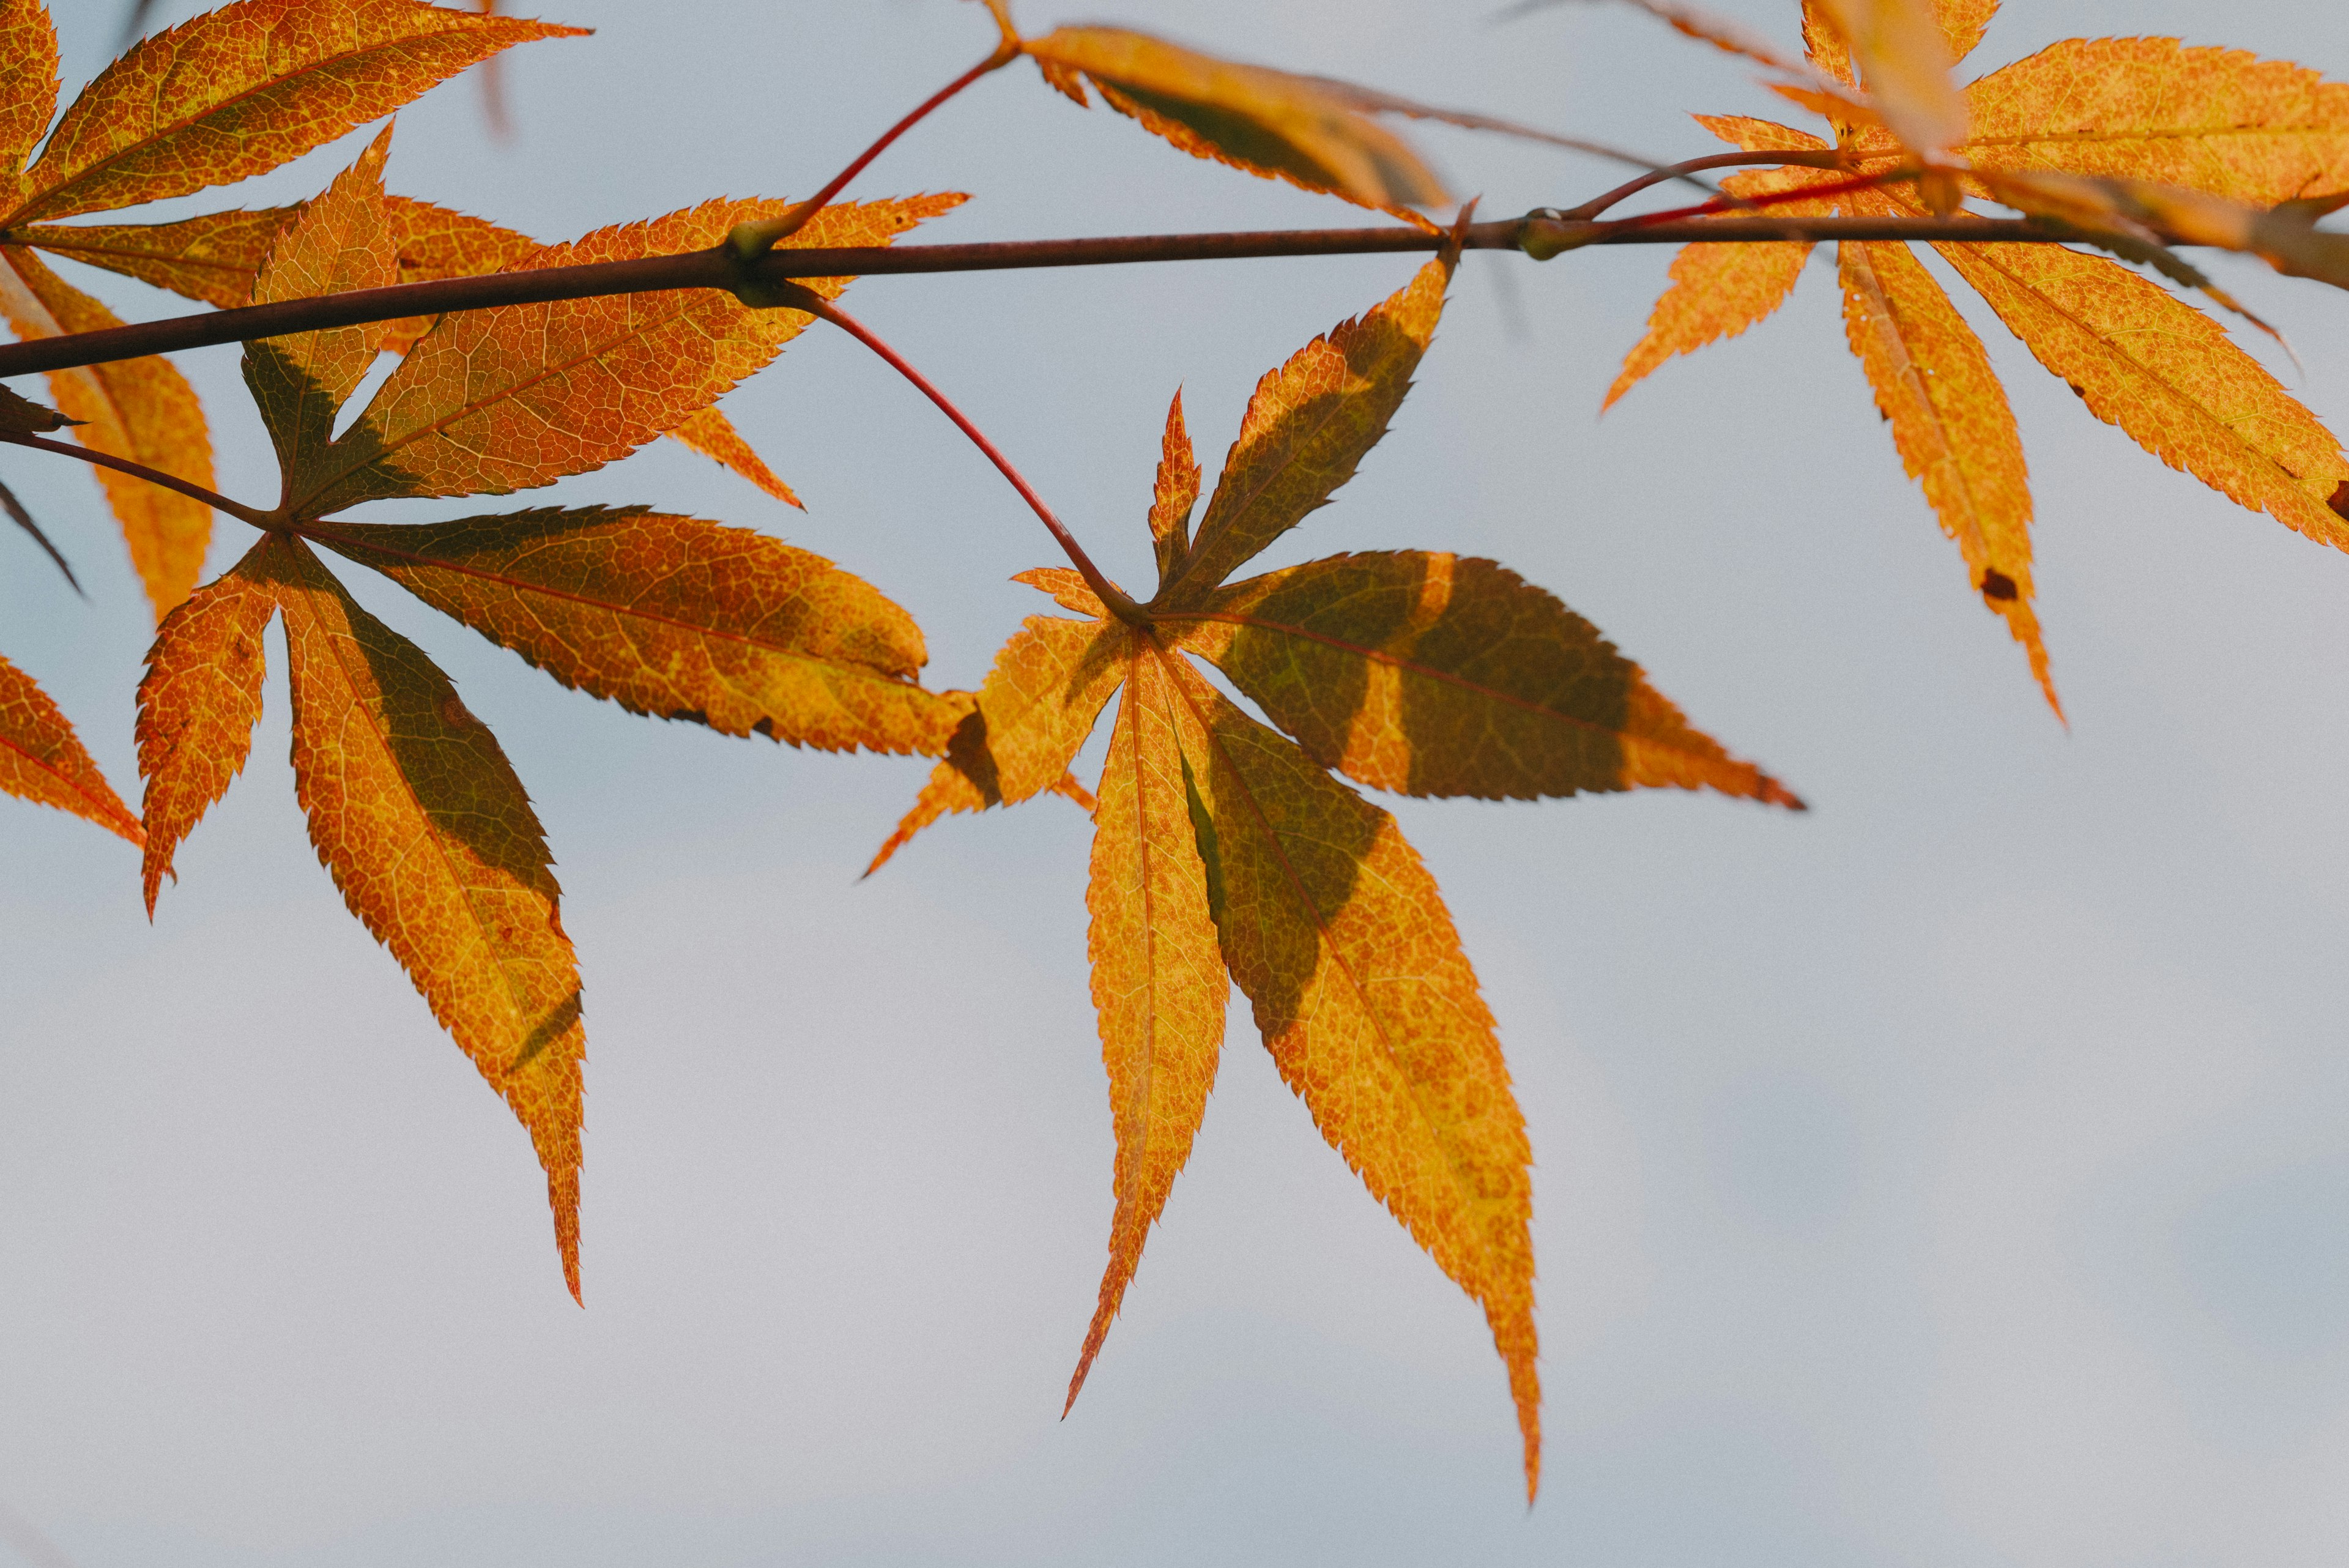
[0,431,274,529]
[0,215,2076,381]
[792,289,1143,622]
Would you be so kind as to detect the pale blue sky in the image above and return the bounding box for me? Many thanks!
[5,1,2349,1564]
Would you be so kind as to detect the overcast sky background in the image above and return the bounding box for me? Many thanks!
[5,0,2349,1562]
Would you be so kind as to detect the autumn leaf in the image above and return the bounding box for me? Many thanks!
[1934,239,2349,551]
[243,124,399,477]
[1605,123,1844,409]
[866,582,1125,873]
[0,243,213,619]
[1156,257,1450,606]
[136,552,276,913]
[0,0,58,188]
[289,193,963,518]
[1839,190,2052,710]
[305,507,969,755]
[1069,634,1228,1411]
[10,0,584,224]
[1157,650,1539,1496]
[1806,0,1966,160]
[1147,390,1201,591]
[1023,26,1447,218]
[0,649,141,842]
[12,207,294,309]
[248,531,586,1300]
[1162,551,1803,804]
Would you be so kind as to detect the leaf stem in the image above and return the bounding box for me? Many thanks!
[0,216,2074,381]
[0,431,275,529]
[1556,149,1849,220]
[790,288,1143,622]
[727,42,1022,261]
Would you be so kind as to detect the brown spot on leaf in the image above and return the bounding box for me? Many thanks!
[1980,569,2019,602]
[2331,480,2349,522]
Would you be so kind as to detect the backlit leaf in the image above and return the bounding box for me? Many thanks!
[0,0,58,187]
[13,0,585,224]
[135,546,277,912]
[1807,0,1967,158]
[1157,258,1449,605]
[1934,239,2349,552]
[0,245,212,619]
[252,532,584,1298]
[1838,206,2054,712]
[1069,638,1227,1411]
[1606,139,1843,409]
[1160,652,1538,1499]
[666,404,803,509]
[0,649,141,842]
[291,193,962,518]
[242,125,398,475]
[1163,551,1803,806]
[1148,390,1200,591]
[1023,26,1447,217]
[14,207,294,308]
[1962,39,2349,204]
[306,507,966,755]
[865,578,1125,874]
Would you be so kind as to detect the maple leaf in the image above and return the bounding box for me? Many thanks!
[127,130,970,1293]
[0,0,584,620]
[1022,26,1448,220]
[870,259,1800,1496]
[1609,0,2349,711]
[288,190,963,517]
[0,648,141,842]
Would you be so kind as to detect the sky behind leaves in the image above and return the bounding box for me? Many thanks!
[5,0,2349,1564]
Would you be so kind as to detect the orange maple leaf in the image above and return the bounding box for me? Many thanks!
[0,648,141,842]
[869,259,1802,1498]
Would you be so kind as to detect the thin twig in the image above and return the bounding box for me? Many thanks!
[1558,149,1848,220]
[0,431,273,528]
[790,287,1142,622]
[0,216,2071,381]
[729,43,1020,259]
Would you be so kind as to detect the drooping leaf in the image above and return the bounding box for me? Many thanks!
[0,0,59,187]
[289,193,962,518]
[12,0,586,224]
[1838,204,2054,712]
[0,649,141,842]
[13,207,294,308]
[1934,239,2349,551]
[1160,652,1538,1499]
[866,574,1126,873]
[1605,130,1844,409]
[0,472,80,592]
[1023,26,1447,218]
[305,507,967,755]
[135,545,277,912]
[242,125,398,475]
[1163,551,1803,805]
[1068,639,1228,1411]
[1806,0,1967,158]
[1962,39,2349,204]
[1147,390,1200,591]
[0,244,213,619]
[1156,258,1449,606]
[250,532,584,1298]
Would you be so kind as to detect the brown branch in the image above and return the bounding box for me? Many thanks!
[0,215,2069,381]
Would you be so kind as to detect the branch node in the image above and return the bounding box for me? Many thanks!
[1517,210,1589,261]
